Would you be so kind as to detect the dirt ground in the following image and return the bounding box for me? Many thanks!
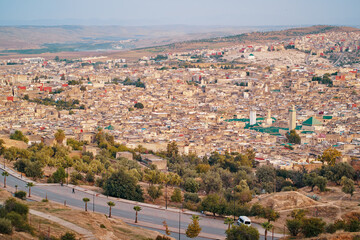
[253,186,360,237]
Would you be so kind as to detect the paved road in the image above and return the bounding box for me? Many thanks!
[0,168,281,240]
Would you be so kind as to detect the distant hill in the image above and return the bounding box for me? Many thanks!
[221,25,360,43]
[0,25,279,51]
[126,25,360,55]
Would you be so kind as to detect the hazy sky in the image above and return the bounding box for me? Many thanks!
[0,0,359,26]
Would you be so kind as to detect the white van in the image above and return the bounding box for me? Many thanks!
[237,216,251,226]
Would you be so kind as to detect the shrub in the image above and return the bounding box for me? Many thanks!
[250,203,264,217]
[287,219,302,236]
[100,224,106,228]
[226,225,259,240]
[325,223,336,234]
[14,191,27,200]
[6,211,27,231]
[184,193,200,203]
[61,232,76,240]
[0,218,12,234]
[48,167,66,183]
[42,199,49,202]
[70,172,83,185]
[346,219,360,232]
[171,188,182,203]
[4,198,29,216]
[85,172,95,183]
[301,217,326,238]
[155,235,171,240]
[282,186,296,192]
[148,185,163,202]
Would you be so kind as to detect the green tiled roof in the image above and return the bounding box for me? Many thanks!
[302,117,322,126]
[323,116,333,120]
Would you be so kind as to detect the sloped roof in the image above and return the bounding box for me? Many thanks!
[302,117,322,126]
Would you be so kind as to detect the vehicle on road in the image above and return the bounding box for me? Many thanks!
[237,216,251,226]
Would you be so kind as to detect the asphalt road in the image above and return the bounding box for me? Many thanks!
[0,169,280,240]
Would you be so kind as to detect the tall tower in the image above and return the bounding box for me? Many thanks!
[250,110,256,125]
[265,109,272,126]
[289,105,296,130]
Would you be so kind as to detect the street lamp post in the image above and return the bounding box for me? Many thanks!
[178,203,183,240]
[232,189,236,221]
[93,194,95,212]
[165,184,168,209]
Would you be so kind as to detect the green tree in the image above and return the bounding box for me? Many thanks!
[286,219,302,236]
[133,205,141,223]
[26,182,34,197]
[224,217,234,230]
[201,171,223,194]
[82,198,90,211]
[314,176,327,192]
[256,165,276,184]
[166,141,179,158]
[319,147,341,166]
[148,185,163,202]
[184,178,199,193]
[186,215,202,238]
[301,217,326,237]
[49,167,66,183]
[304,172,317,191]
[200,194,220,216]
[162,220,171,236]
[134,102,144,109]
[0,139,5,155]
[10,130,28,143]
[285,130,301,144]
[107,201,115,218]
[171,188,182,202]
[2,171,9,188]
[341,176,355,199]
[54,129,65,144]
[261,207,280,223]
[226,225,259,240]
[261,221,273,240]
[104,169,144,202]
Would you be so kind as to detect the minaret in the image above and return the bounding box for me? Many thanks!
[250,110,256,125]
[265,109,272,126]
[289,105,296,130]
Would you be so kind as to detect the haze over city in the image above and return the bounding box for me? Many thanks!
[0,0,359,26]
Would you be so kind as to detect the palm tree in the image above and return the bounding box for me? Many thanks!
[107,201,115,218]
[26,182,34,197]
[15,185,18,193]
[2,171,9,188]
[133,206,142,223]
[83,198,90,211]
[224,217,234,231]
[261,221,273,240]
